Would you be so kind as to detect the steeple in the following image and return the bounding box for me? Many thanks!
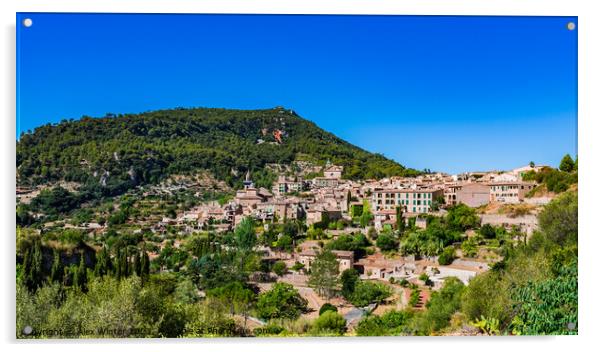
[243,170,254,189]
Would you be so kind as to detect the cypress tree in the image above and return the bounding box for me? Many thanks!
[62,266,72,287]
[31,240,43,290]
[133,251,141,277]
[346,190,352,209]
[122,251,129,278]
[141,250,150,282]
[50,250,63,283]
[77,253,88,290]
[114,248,122,279]
[72,264,80,289]
[396,206,405,234]
[94,246,109,277]
[21,248,32,289]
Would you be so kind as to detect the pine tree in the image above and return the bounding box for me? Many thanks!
[559,154,575,172]
[307,250,340,301]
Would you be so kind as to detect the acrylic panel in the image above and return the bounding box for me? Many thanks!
[16,13,578,338]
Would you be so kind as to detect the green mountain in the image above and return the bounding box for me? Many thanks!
[17,106,418,197]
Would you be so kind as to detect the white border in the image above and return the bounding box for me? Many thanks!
[2,1,601,352]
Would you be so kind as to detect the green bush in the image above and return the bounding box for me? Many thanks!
[376,233,399,251]
[411,277,465,335]
[310,311,347,336]
[272,261,287,276]
[461,237,478,258]
[355,315,386,336]
[340,268,359,300]
[58,229,84,245]
[325,233,370,257]
[408,289,421,307]
[319,303,338,315]
[511,259,577,335]
[438,246,456,265]
[400,222,462,257]
[275,234,293,252]
[356,309,413,336]
[350,281,392,307]
[291,262,305,272]
[479,224,497,239]
[445,204,480,231]
[538,191,578,246]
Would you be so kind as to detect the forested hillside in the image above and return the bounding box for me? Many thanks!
[17,106,418,195]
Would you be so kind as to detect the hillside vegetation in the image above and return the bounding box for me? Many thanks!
[17,107,418,202]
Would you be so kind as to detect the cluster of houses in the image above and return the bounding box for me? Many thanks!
[357,252,489,288]
[292,241,488,289]
[172,162,544,235]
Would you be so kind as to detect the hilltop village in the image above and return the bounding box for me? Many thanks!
[155,162,545,290]
[186,162,543,235]
[16,151,578,337]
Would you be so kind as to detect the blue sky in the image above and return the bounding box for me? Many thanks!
[16,14,577,173]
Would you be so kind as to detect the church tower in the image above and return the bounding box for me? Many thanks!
[243,170,254,189]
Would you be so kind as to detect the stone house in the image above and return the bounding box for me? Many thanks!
[488,181,537,203]
[297,249,354,273]
[456,182,490,207]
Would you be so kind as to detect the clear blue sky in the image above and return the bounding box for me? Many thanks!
[16,13,577,173]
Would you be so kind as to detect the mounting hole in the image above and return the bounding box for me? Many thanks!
[567,22,576,31]
[22,18,33,28]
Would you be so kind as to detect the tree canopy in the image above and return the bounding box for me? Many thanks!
[256,282,308,321]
